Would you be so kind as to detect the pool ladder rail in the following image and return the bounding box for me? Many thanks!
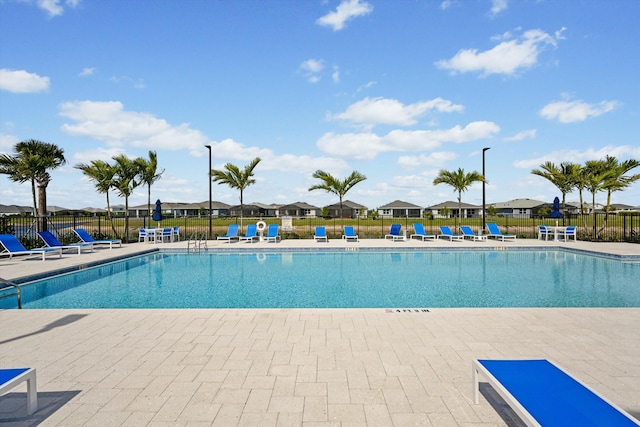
[0,277,22,309]
[187,232,208,253]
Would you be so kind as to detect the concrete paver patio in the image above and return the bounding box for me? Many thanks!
[1,238,639,426]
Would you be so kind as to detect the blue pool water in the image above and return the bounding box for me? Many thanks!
[4,250,640,309]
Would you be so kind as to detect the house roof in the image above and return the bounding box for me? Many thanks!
[427,200,480,209]
[325,200,367,209]
[278,201,320,210]
[378,200,422,209]
[491,198,547,209]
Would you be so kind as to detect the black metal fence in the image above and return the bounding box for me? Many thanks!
[2,212,638,249]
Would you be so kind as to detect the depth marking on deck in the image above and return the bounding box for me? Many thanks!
[385,308,430,313]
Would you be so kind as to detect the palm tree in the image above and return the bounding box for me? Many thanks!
[583,159,615,238]
[0,139,66,231]
[75,160,118,236]
[135,151,164,218]
[112,154,140,242]
[531,161,578,217]
[600,155,640,218]
[433,168,484,227]
[308,170,367,218]
[210,157,261,227]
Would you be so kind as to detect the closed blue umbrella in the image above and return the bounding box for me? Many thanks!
[550,196,562,218]
[152,199,162,226]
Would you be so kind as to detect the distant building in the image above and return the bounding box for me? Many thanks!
[277,202,320,218]
[490,198,546,218]
[377,200,422,218]
[324,200,368,218]
[426,201,481,219]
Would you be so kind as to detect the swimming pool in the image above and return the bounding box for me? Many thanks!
[4,250,639,309]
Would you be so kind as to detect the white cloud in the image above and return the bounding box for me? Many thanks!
[329,97,464,128]
[0,69,50,93]
[397,152,458,168]
[539,99,619,123]
[316,0,373,31]
[513,145,640,169]
[489,0,509,16]
[59,100,211,156]
[31,0,82,17]
[440,0,455,10]
[299,59,324,83]
[332,66,340,83]
[79,67,95,77]
[317,121,500,160]
[0,133,21,152]
[503,129,536,141]
[110,75,145,89]
[60,100,349,174]
[436,28,559,76]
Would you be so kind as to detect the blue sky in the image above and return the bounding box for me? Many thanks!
[1,0,639,210]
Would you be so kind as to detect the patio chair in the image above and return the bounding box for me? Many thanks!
[538,225,552,240]
[217,224,240,243]
[459,226,487,241]
[314,226,328,242]
[486,223,516,241]
[172,226,181,242]
[264,224,280,242]
[438,226,463,241]
[473,359,640,427]
[37,231,94,254]
[385,224,405,241]
[0,368,38,415]
[559,225,577,242]
[0,234,62,261]
[342,226,358,242]
[240,224,259,243]
[410,223,436,241]
[138,228,151,243]
[156,227,173,243]
[73,228,122,249]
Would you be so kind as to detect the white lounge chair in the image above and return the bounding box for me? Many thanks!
[486,223,516,241]
[0,368,37,415]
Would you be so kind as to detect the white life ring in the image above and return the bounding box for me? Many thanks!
[256,221,267,232]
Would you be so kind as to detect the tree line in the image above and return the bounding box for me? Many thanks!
[2,139,638,240]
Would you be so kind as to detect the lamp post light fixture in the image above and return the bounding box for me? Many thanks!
[482,147,491,234]
[205,144,212,239]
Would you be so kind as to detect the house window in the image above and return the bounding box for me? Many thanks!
[518,208,527,215]
[382,209,391,215]
[304,209,312,216]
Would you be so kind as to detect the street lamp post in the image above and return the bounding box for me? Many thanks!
[205,145,212,239]
[482,147,491,233]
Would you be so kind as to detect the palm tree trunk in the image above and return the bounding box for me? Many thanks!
[457,191,462,228]
[124,196,129,243]
[239,190,244,228]
[106,191,118,236]
[37,183,47,232]
[30,179,37,218]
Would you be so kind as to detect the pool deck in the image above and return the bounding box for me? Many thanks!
[1,238,639,426]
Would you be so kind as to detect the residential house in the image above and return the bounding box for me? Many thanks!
[426,201,481,219]
[377,200,422,219]
[324,200,368,218]
[490,198,547,218]
[277,202,320,218]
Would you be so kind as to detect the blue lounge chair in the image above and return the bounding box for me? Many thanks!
[385,224,405,241]
[473,359,640,427]
[459,226,487,241]
[217,224,240,243]
[559,225,577,242]
[240,224,259,243]
[342,226,358,242]
[410,223,436,241]
[486,223,516,241]
[73,228,122,249]
[264,224,280,242]
[0,368,37,415]
[314,226,328,242]
[438,226,463,241]
[38,231,94,254]
[0,234,62,261]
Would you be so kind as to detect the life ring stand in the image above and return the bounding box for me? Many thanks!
[256,221,267,232]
